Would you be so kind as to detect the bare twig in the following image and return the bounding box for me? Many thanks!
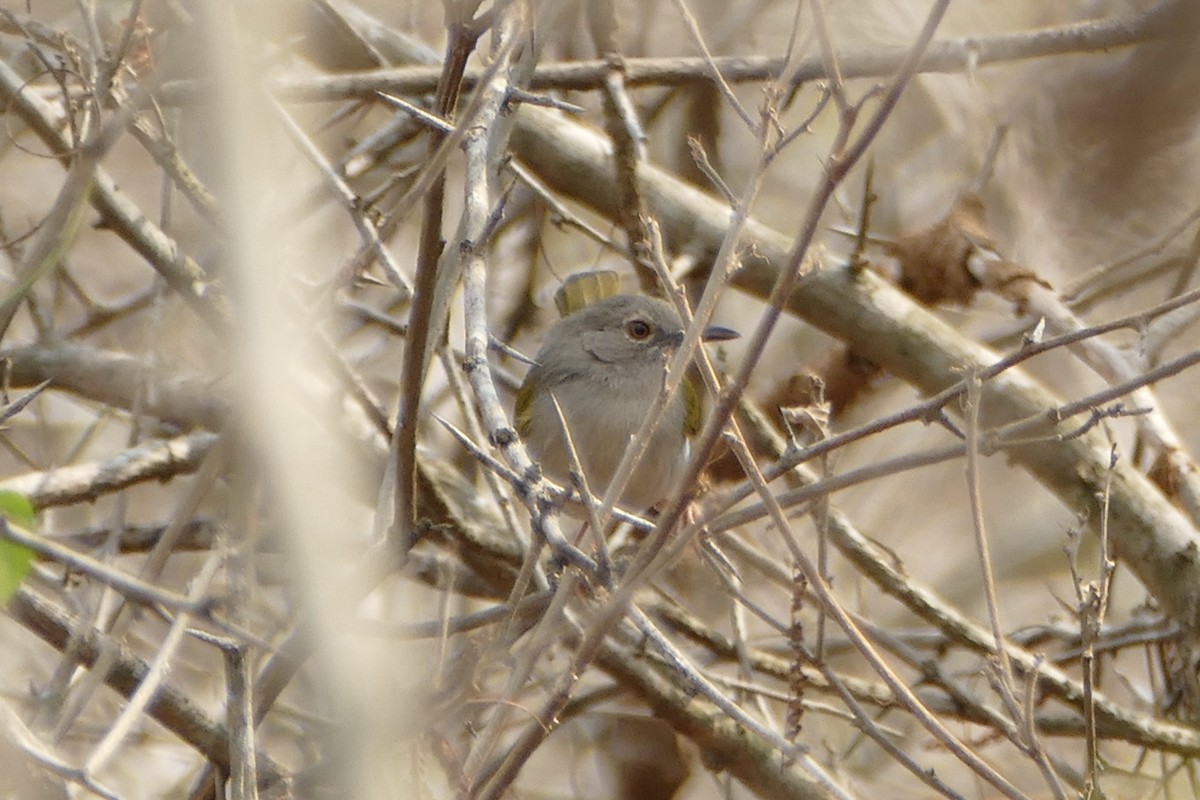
[0,59,227,327]
[7,587,286,786]
[264,4,1186,102]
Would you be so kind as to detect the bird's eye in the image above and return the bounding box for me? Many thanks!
[624,319,653,340]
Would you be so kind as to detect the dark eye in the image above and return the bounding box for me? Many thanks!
[624,319,653,340]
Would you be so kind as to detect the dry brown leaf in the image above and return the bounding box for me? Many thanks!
[889,192,994,307]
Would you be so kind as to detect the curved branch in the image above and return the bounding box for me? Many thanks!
[2,342,225,429]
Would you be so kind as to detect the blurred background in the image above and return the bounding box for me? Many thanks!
[1,1,1199,798]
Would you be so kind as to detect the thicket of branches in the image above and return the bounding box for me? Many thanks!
[2,1,1200,798]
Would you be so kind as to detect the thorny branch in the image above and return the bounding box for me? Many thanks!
[2,1,1200,798]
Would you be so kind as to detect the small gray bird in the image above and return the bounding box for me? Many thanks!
[515,294,737,511]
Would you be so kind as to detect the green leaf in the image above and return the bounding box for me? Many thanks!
[0,490,37,602]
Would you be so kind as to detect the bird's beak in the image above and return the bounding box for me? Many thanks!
[701,324,740,343]
[665,323,740,349]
